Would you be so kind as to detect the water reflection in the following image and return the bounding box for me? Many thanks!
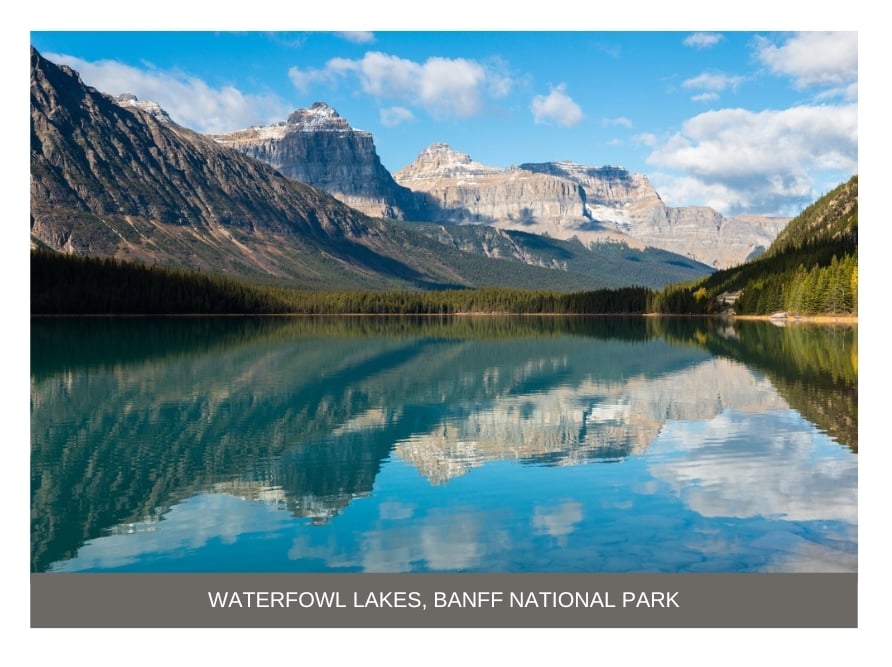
[31,316,857,572]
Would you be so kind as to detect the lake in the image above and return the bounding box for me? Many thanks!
[30,316,857,573]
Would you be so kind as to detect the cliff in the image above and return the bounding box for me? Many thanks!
[211,102,423,220]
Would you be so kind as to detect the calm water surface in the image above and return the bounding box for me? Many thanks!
[30,316,857,573]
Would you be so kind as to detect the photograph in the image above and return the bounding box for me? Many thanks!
[28,29,858,629]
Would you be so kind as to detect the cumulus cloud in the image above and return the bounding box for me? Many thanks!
[289,51,513,119]
[380,106,414,127]
[684,32,724,49]
[47,52,290,133]
[647,104,858,215]
[754,32,857,91]
[530,84,583,127]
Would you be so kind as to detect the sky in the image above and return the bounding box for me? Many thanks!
[28,29,858,218]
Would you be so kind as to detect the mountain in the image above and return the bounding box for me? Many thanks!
[210,106,787,270]
[395,143,789,269]
[210,102,424,220]
[30,47,428,290]
[762,175,858,258]
[518,161,787,267]
[30,47,713,294]
[670,175,858,316]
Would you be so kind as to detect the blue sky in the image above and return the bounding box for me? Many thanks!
[29,29,857,218]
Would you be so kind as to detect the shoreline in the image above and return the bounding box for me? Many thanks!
[32,311,858,323]
[732,313,858,325]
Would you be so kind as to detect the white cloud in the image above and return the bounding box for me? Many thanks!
[530,84,583,127]
[47,52,290,133]
[380,106,414,127]
[288,64,336,94]
[290,51,512,119]
[815,81,859,103]
[647,104,858,215]
[682,72,744,103]
[335,31,375,44]
[482,55,514,98]
[532,501,583,546]
[683,32,724,49]
[418,56,489,117]
[602,116,632,128]
[649,410,857,525]
[633,132,658,147]
[683,71,744,93]
[755,32,857,90]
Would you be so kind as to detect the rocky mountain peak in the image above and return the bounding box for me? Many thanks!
[420,142,473,164]
[395,143,503,182]
[285,101,352,132]
[210,102,422,220]
[114,94,175,124]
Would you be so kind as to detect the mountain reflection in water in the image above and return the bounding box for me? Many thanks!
[31,316,857,573]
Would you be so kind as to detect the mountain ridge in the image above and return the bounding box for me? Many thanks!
[29,47,456,289]
[396,143,788,268]
[211,104,790,269]
[30,46,714,294]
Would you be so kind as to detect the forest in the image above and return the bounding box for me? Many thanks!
[648,176,858,317]
[30,249,652,316]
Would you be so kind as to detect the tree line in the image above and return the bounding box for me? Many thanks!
[31,231,857,318]
[31,250,654,315]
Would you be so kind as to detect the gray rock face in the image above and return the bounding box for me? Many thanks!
[397,145,790,268]
[211,103,422,220]
[626,205,785,269]
[394,143,591,228]
[520,161,662,211]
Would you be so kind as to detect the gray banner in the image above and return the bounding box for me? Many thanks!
[31,573,856,628]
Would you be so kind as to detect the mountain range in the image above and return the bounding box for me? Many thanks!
[214,105,789,270]
[32,46,767,292]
